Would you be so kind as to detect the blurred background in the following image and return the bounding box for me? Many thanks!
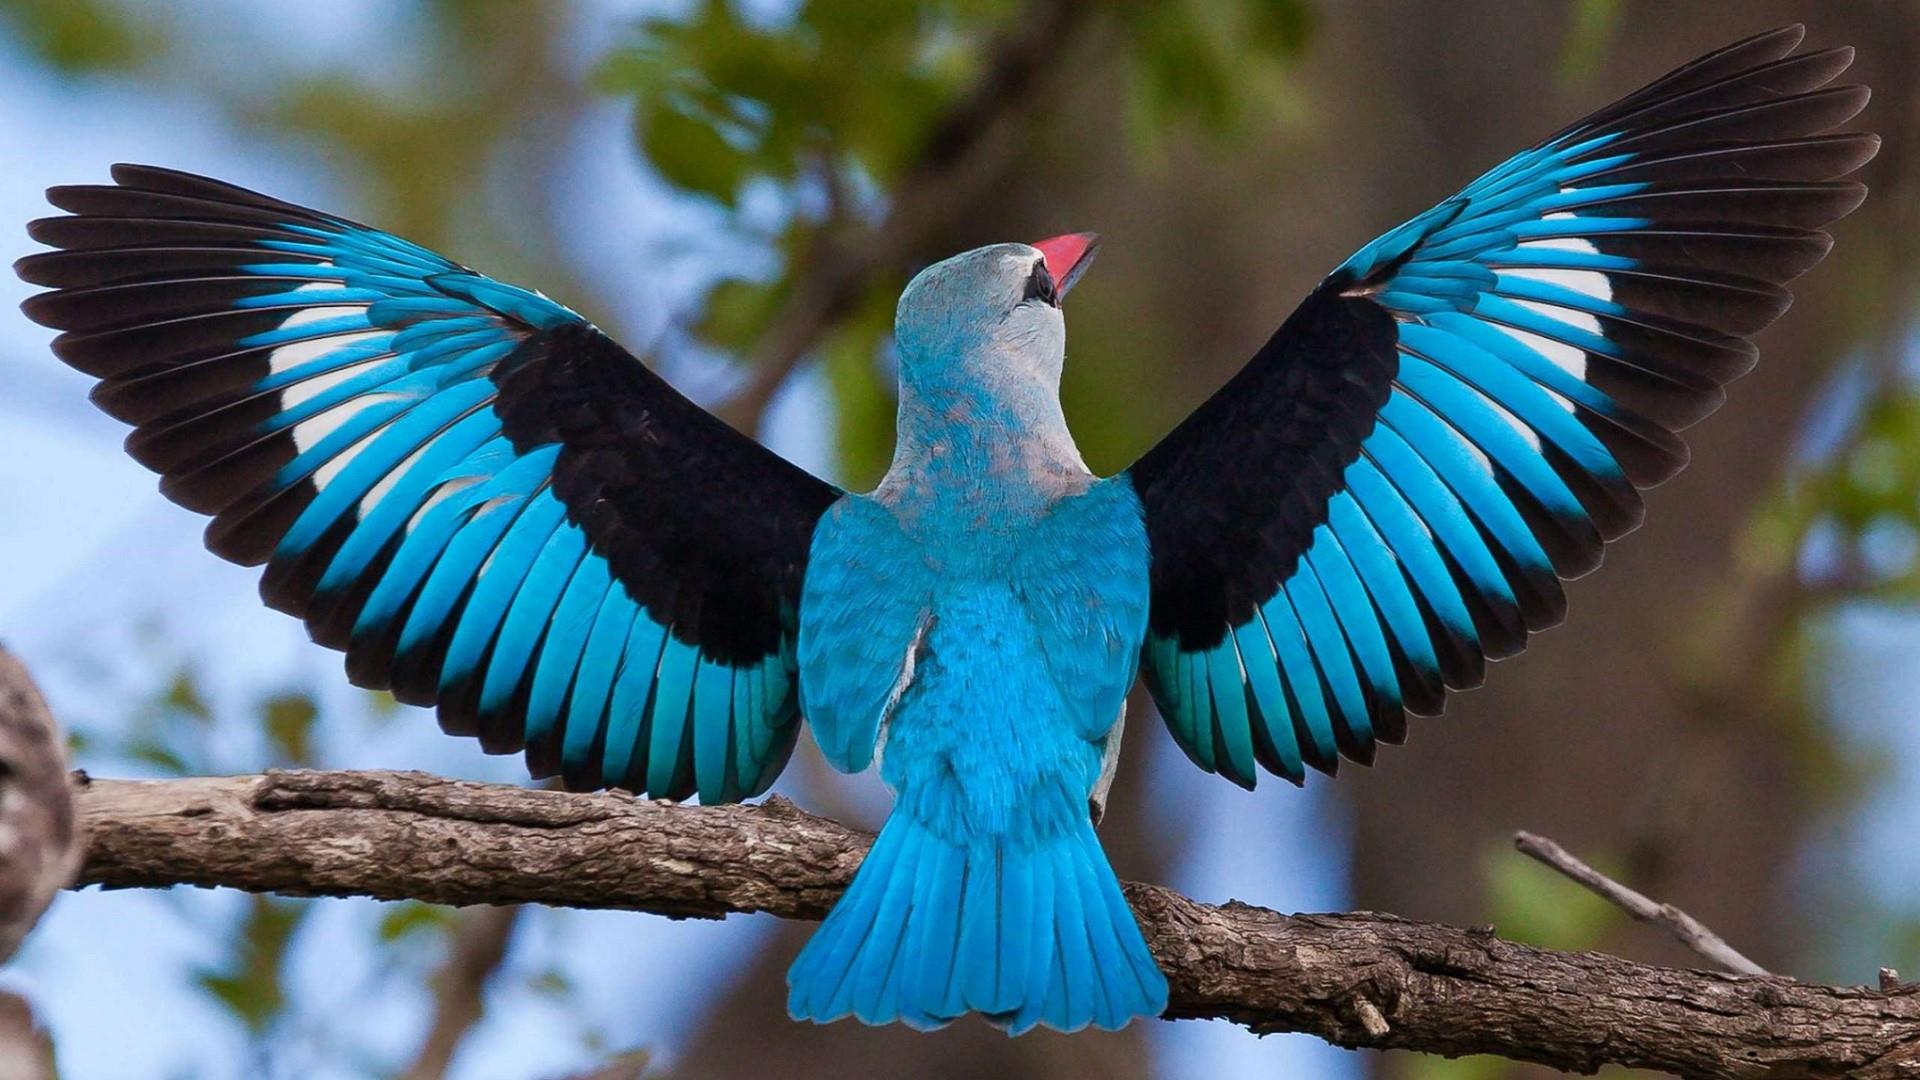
[0,1,1915,1077]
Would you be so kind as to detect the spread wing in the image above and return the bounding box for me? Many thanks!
[1123,26,1876,787]
[18,164,840,801]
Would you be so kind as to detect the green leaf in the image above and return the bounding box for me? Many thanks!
[1121,0,1314,151]
[1485,843,1624,952]
[364,688,403,725]
[377,901,456,944]
[0,0,153,73]
[192,895,309,1034]
[259,692,318,767]
[1242,0,1315,56]
[1396,1053,1508,1080]
[125,737,190,776]
[641,98,754,206]
[1558,0,1624,84]
[161,668,213,725]
[696,276,789,353]
[528,967,575,999]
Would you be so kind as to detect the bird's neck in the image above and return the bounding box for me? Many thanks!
[877,363,1090,517]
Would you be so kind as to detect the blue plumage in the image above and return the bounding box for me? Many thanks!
[1140,26,1872,790]
[15,25,1876,1036]
[792,259,1163,1027]
[19,165,818,803]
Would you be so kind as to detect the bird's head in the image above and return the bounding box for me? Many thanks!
[892,233,1099,395]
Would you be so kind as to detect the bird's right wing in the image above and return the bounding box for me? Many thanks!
[1121,26,1875,787]
[19,165,841,801]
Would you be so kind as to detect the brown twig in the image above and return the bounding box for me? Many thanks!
[716,0,1098,435]
[1514,830,1769,977]
[0,993,54,1080]
[71,769,1920,1078]
[548,1049,651,1080]
[399,904,523,1080]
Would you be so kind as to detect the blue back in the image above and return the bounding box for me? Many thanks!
[799,478,1148,831]
[798,242,1149,821]
[786,245,1167,1033]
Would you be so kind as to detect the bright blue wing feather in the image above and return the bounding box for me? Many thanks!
[1141,31,1870,784]
[22,168,821,801]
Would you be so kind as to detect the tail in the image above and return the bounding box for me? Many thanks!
[786,811,1167,1033]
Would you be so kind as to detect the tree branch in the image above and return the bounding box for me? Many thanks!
[0,646,79,963]
[0,993,54,1080]
[1515,830,1769,977]
[73,769,1920,1078]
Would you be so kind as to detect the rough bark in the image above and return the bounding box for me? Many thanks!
[0,646,79,962]
[73,769,1920,1080]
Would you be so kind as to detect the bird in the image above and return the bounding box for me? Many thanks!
[14,24,1876,1033]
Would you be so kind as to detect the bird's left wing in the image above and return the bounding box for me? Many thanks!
[1122,26,1875,788]
[19,164,840,801]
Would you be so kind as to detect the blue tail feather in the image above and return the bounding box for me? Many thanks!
[787,811,1167,1034]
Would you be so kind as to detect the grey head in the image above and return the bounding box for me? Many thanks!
[880,234,1102,508]
[892,233,1098,415]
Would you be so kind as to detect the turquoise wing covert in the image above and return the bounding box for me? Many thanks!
[1124,27,1876,787]
[19,164,840,801]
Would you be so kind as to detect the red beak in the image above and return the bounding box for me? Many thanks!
[1031,232,1100,300]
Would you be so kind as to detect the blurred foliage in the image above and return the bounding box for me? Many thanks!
[1117,0,1313,150]
[73,653,322,778]
[261,691,320,766]
[819,288,904,480]
[1773,382,1920,598]
[0,0,152,73]
[249,8,566,262]
[1554,0,1624,85]
[378,901,459,946]
[599,0,1311,206]
[65,661,330,1055]
[195,895,309,1036]
[599,0,1017,207]
[53,645,613,1076]
[599,0,1312,484]
[1482,844,1624,954]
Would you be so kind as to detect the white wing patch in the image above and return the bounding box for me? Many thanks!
[872,610,935,772]
[297,392,407,482]
[1486,319,1589,385]
[1089,706,1126,824]
[407,475,482,531]
[267,328,385,377]
[280,356,383,409]
[1496,229,1611,390]
[1517,236,1604,254]
[1501,264,1613,303]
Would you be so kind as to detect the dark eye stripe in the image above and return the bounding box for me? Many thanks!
[1023,259,1058,306]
